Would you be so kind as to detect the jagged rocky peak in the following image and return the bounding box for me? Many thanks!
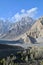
[10,16,34,30]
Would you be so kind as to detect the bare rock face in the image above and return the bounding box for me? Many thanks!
[21,33,31,43]
[26,17,43,38]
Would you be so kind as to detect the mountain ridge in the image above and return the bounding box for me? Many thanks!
[0,16,35,40]
[0,16,43,43]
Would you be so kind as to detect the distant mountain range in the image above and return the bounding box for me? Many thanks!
[0,16,35,40]
[0,16,43,43]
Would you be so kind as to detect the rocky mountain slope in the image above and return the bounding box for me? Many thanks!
[22,16,43,43]
[27,16,43,38]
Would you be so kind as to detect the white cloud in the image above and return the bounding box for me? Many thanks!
[11,7,38,21]
[27,7,37,13]
[21,9,25,13]
[27,7,38,17]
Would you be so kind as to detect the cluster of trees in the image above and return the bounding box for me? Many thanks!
[0,47,43,65]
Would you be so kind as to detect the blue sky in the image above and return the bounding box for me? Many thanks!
[0,0,43,20]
